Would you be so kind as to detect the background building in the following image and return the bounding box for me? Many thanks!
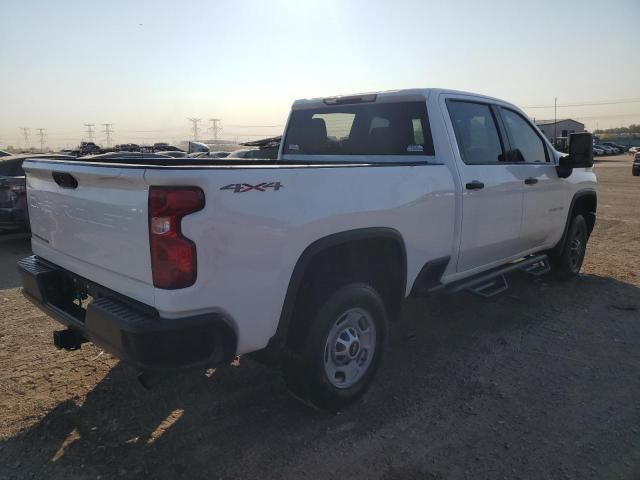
[535,119,585,144]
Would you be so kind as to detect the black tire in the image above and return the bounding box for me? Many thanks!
[283,283,387,412]
[550,214,588,280]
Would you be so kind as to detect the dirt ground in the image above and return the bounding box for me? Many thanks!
[1,156,639,480]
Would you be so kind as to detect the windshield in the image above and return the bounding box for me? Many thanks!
[283,101,434,159]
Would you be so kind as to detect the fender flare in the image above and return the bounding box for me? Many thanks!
[261,227,407,360]
[551,189,597,257]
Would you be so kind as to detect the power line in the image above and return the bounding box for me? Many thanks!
[186,118,201,140]
[208,118,222,141]
[102,123,113,147]
[567,113,640,121]
[35,128,47,151]
[84,123,95,142]
[522,98,640,109]
[19,127,30,149]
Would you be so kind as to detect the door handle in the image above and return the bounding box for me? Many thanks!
[524,177,539,185]
[465,180,485,190]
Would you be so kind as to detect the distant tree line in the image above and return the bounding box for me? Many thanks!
[594,124,640,135]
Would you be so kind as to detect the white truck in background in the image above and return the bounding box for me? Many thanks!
[18,88,596,410]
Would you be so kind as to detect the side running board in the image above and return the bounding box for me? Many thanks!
[446,254,549,297]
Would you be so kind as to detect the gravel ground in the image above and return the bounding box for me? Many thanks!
[0,155,639,480]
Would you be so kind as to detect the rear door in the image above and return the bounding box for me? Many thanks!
[445,99,524,273]
[497,107,566,250]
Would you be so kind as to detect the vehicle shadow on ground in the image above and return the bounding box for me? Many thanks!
[1,272,640,479]
[0,234,31,290]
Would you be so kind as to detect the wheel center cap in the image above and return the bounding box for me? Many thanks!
[349,341,360,357]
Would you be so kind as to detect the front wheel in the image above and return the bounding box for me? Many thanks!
[283,283,387,411]
[549,214,588,280]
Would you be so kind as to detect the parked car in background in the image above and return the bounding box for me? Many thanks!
[0,150,11,157]
[633,152,640,176]
[0,154,73,231]
[226,148,271,159]
[593,145,605,156]
[597,145,614,155]
[227,135,282,160]
[628,146,640,154]
[601,142,625,154]
[153,143,183,152]
[182,142,232,159]
[79,142,102,156]
[115,143,141,152]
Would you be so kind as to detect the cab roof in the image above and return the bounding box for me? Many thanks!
[291,88,517,111]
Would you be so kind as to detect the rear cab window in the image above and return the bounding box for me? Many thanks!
[283,99,434,161]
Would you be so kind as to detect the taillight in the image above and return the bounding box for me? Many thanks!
[148,186,204,289]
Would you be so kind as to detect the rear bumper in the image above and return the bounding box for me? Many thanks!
[17,255,237,371]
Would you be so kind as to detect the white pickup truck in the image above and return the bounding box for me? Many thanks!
[18,89,596,410]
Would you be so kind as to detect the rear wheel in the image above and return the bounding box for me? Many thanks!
[550,214,588,280]
[283,283,387,411]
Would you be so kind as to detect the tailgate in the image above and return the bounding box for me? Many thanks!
[23,160,154,303]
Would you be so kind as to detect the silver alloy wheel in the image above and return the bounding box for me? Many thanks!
[323,307,376,389]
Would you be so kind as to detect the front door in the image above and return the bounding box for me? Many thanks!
[497,107,566,250]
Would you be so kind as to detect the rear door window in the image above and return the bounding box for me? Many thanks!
[283,101,434,158]
[447,101,505,164]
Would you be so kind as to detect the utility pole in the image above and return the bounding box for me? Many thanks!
[208,118,222,142]
[187,118,201,140]
[553,97,557,146]
[102,123,113,147]
[19,127,30,149]
[84,123,95,142]
[36,128,47,152]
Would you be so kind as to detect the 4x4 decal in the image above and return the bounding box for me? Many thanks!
[221,182,284,193]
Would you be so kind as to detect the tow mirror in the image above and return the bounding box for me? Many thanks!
[557,132,594,177]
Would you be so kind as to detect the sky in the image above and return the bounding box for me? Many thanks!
[1,0,639,149]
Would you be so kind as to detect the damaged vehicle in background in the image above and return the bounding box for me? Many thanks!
[185,141,231,159]
[227,135,282,160]
[0,154,73,231]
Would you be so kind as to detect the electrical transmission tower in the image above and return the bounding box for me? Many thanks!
[36,128,47,152]
[84,123,95,142]
[19,127,31,149]
[102,123,113,147]
[187,118,201,140]
[208,118,222,142]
